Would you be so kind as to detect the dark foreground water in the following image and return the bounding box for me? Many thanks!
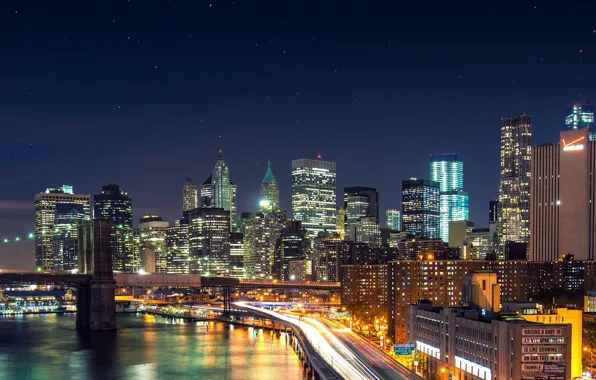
[0,313,302,380]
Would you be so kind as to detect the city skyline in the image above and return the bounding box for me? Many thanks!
[3,2,596,237]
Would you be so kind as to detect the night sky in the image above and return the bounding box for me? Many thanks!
[1,0,595,238]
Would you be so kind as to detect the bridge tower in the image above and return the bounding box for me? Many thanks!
[77,220,117,330]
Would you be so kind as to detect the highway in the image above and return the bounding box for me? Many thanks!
[235,302,380,380]
[315,317,423,380]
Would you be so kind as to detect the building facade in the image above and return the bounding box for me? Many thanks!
[243,212,281,278]
[388,259,495,343]
[530,128,596,261]
[165,219,190,274]
[401,179,440,238]
[498,115,532,258]
[137,215,170,273]
[343,186,379,241]
[35,185,91,270]
[291,158,337,236]
[201,151,238,231]
[430,154,469,242]
[259,160,280,210]
[187,207,231,276]
[408,303,572,380]
[386,209,401,231]
[93,184,134,272]
[183,177,198,212]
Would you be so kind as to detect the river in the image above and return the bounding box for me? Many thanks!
[0,313,303,380]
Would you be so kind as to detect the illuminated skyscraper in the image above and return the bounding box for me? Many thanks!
[386,209,401,231]
[187,207,231,276]
[259,160,279,210]
[243,212,279,278]
[336,208,346,240]
[165,219,190,274]
[401,178,440,238]
[138,215,169,273]
[430,154,469,242]
[93,184,134,272]
[183,177,198,212]
[291,158,337,237]
[34,185,90,270]
[565,99,594,131]
[343,186,379,241]
[201,151,238,231]
[498,115,532,258]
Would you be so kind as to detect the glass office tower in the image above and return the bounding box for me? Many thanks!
[430,154,469,242]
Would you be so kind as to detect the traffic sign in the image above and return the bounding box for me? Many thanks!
[394,343,415,356]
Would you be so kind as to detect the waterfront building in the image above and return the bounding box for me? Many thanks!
[498,115,532,258]
[200,151,238,231]
[386,209,400,231]
[259,160,280,210]
[430,154,469,242]
[291,158,337,236]
[530,127,596,261]
[187,207,230,276]
[401,179,440,238]
[93,184,134,272]
[34,185,90,270]
[344,187,379,241]
[182,177,198,212]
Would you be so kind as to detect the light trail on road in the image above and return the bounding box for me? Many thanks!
[235,302,380,380]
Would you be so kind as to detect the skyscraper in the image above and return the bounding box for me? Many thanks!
[35,185,90,270]
[243,212,280,278]
[430,154,469,242]
[530,127,596,261]
[165,219,189,274]
[498,115,532,258]
[343,186,379,241]
[259,159,279,210]
[183,177,198,212]
[200,151,238,231]
[187,207,231,276]
[292,157,337,237]
[138,215,169,273]
[93,184,134,272]
[272,220,310,281]
[401,178,440,238]
[565,99,594,131]
[386,209,401,231]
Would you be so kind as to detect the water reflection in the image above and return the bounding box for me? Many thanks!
[0,314,302,380]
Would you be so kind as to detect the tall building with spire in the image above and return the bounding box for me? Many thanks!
[498,115,532,258]
[183,178,198,212]
[200,151,238,231]
[259,160,279,210]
